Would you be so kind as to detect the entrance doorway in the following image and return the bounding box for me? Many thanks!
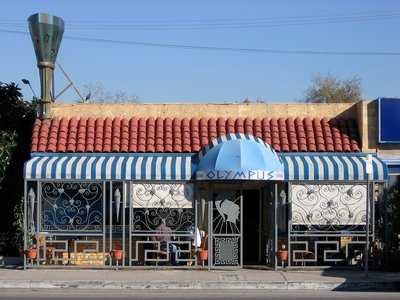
[208,183,277,268]
[243,189,261,265]
[242,186,276,267]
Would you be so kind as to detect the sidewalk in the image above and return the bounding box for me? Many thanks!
[0,268,399,291]
[0,269,400,290]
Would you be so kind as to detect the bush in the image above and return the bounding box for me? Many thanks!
[0,82,36,255]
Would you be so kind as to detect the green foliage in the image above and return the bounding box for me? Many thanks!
[379,181,400,271]
[387,185,400,248]
[12,197,24,252]
[0,82,36,255]
[304,74,362,103]
[0,131,17,180]
[0,82,35,129]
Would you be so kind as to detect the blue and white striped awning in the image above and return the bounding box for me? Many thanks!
[280,153,388,181]
[196,133,284,180]
[24,152,388,182]
[378,155,400,174]
[24,153,195,180]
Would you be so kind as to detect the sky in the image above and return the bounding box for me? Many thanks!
[1,0,400,103]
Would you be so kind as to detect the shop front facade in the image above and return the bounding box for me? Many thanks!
[22,102,391,269]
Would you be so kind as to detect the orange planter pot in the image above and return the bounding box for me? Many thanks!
[25,248,37,260]
[277,250,288,262]
[111,249,123,261]
[198,249,208,261]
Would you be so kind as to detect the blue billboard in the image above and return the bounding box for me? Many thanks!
[378,98,400,143]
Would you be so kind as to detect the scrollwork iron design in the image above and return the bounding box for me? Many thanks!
[291,184,367,231]
[41,182,103,231]
[131,184,194,233]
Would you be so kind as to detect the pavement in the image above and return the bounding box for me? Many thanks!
[1,289,400,300]
[0,268,399,291]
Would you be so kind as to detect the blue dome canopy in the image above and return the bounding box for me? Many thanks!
[196,134,284,181]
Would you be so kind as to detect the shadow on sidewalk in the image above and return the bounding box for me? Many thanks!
[320,268,400,292]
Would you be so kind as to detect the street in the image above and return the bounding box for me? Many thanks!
[0,289,399,300]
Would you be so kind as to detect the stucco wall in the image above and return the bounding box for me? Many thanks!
[50,102,357,119]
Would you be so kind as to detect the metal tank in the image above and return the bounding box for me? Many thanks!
[28,13,64,118]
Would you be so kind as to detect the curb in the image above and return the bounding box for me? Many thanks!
[0,280,399,291]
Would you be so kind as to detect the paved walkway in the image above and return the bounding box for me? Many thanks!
[0,269,399,291]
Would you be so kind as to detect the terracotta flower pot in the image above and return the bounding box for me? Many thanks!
[277,250,288,262]
[46,246,54,255]
[198,249,208,261]
[111,249,123,261]
[25,248,37,260]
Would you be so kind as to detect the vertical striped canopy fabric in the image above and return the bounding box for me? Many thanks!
[24,151,388,182]
[24,153,194,180]
[195,134,387,181]
[279,153,388,181]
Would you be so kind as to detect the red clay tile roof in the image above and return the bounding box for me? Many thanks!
[31,117,361,153]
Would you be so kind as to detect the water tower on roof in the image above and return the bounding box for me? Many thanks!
[28,13,64,119]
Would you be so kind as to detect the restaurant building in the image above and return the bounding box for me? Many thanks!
[23,100,398,269]
[22,13,400,270]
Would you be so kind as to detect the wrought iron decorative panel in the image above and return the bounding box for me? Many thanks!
[131,183,194,233]
[291,184,367,229]
[41,182,103,231]
[129,239,193,265]
[214,237,240,266]
[212,191,241,235]
[211,190,242,267]
[289,235,367,266]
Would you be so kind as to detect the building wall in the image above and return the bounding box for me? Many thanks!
[359,100,400,157]
[50,103,356,119]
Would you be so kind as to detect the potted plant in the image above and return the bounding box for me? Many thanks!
[198,249,208,261]
[277,244,288,262]
[25,245,37,260]
[25,234,37,260]
[197,233,208,265]
[111,249,123,261]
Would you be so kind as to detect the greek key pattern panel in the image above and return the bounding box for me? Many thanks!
[129,240,193,265]
[291,184,367,230]
[213,237,240,266]
[290,237,366,266]
[41,238,106,266]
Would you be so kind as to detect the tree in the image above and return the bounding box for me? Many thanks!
[79,82,139,103]
[0,82,36,255]
[240,98,267,104]
[304,74,362,103]
[379,182,400,271]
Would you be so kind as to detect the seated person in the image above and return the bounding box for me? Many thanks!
[151,219,178,265]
